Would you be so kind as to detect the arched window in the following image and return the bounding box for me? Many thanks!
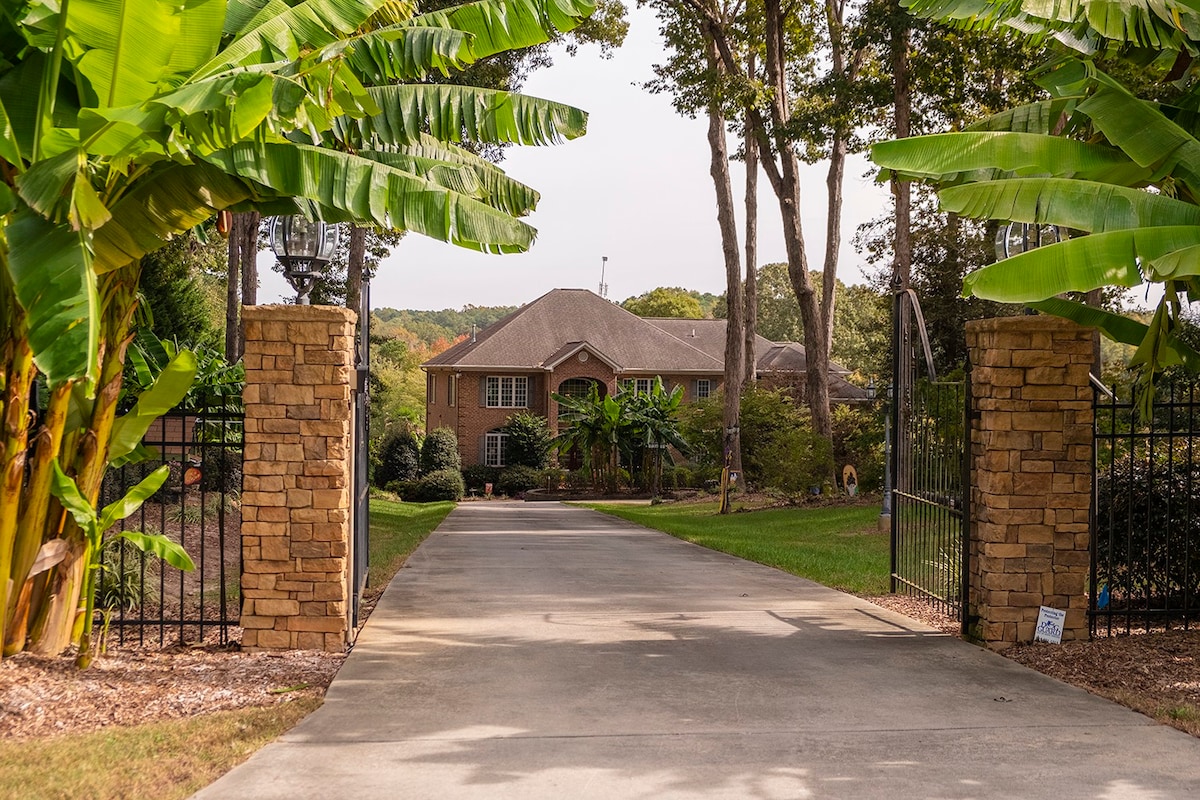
[557,377,599,400]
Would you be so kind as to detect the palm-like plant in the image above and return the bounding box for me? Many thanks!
[0,0,595,662]
[623,378,687,495]
[871,3,1200,406]
[553,384,627,493]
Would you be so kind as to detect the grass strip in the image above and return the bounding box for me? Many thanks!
[368,498,455,588]
[584,500,889,594]
[0,699,320,800]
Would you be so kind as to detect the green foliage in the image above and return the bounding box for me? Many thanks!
[96,539,143,612]
[374,425,422,487]
[502,412,553,468]
[621,287,706,318]
[420,427,462,475]
[462,464,500,492]
[497,465,542,495]
[831,404,885,492]
[413,468,465,501]
[681,386,832,492]
[1096,447,1200,606]
[136,225,225,349]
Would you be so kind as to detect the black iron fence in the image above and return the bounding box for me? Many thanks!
[99,396,243,647]
[1093,382,1200,635]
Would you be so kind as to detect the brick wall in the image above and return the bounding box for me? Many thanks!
[240,305,356,652]
[966,316,1093,650]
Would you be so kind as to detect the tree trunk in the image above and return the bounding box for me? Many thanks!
[702,30,744,479]
[347,225,366,319]
[225,222,240,361]
[225,212,259,362]
[761,0,832,441]
[743,94,759,388]
[239,212,259,310]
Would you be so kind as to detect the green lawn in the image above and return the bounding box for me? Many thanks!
[367,498,455,588]
[584,500,889,595]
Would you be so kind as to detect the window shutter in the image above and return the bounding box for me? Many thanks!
[691,379,698,400]
[479,376,488,406]
[478,435,487,465]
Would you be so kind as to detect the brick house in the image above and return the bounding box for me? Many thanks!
[421,288,867,467]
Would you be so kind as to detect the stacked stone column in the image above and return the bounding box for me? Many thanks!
[966,317,1093,650]
[240,305,356,652]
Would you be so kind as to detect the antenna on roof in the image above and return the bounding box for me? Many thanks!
[599,256,609,300]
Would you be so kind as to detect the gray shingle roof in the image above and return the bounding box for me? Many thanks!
[423,289,865,399]
[422,289,723,372]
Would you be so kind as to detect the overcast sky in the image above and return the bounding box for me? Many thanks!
[260,5,891,311]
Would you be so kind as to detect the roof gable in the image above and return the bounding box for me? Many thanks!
[423,289,724,373]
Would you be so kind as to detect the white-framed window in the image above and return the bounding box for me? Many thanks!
[622,378,654,395]
[486,376,528,408]
[485,430,508,467]
[428,372,436,405]
[448,374,457,407]
[696,379,712,400]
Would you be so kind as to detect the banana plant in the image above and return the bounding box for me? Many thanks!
[50,462,194,668]
[871,55,1200,409]
[1,0,597,661]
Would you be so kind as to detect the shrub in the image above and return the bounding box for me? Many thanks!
[462,464,500,493]
[385,479,420,500]
[831,404,885,492]
[565,469,589,489]
[413,468,465,502]
[539,467,566,490]
[374,425,421,487]
[503,412,553,469]
[498,465,542,495]
[420,427,461,475]
[199,446,243,494]
[1096,450,1200,605]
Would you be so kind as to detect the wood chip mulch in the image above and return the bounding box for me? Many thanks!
[0,645,344,740]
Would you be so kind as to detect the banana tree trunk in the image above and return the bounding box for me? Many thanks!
[28,269,140,658]
[0,333,33,656]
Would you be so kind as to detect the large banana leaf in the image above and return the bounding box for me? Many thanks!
[357,148,540,216]
[93,161,254,273]
[67,0,182,108]
[964,98,1078,135]
[202,141,537,251]
[960,226,1200,302]
[346,25,475,82]
[412,0,597,60]
[870,131,1149,186]
[901,0,1200,51]
[337,84,587,147]
[6,204,99,389]
[1076,77,1200,197]
[193,0,386,79]
[108,350,198,467]
[160,0,226,88]
[939,177,1200,232]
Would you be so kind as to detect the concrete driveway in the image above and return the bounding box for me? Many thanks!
[195,502,1200,799]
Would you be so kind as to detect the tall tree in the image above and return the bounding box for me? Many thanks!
[622,287,706,318]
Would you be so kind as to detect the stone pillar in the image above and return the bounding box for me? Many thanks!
[966,317,1093,650]
[240,305,356,652]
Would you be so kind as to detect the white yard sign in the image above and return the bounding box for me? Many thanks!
[1034,606,1066,644]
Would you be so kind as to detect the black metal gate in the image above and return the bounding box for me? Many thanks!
[349,284,371,630]
[1092,381,1200,635]
[101,393,243,647]
[890,288,969,628]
